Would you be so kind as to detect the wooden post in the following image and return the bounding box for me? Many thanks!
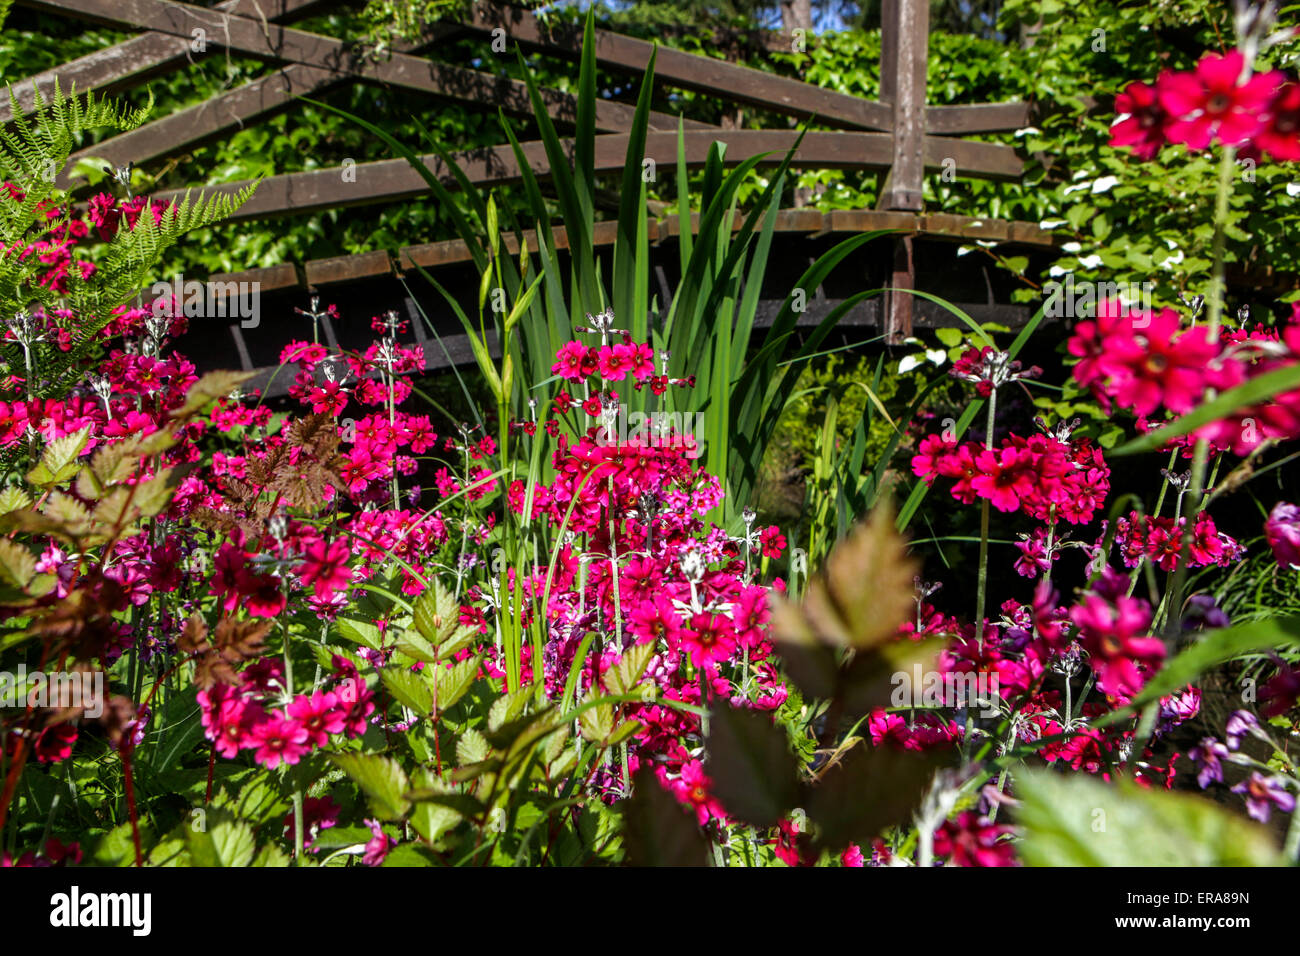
[878,0,928,344]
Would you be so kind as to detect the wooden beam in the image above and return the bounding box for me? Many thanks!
[459,0,895,132]
[26,0,708,139]
[235,296,1037,397]
[878,0,928,212]
[150,129,1021,221]
[4,0,333,122]
[196,208,1052,290]
[924,102,1030,135]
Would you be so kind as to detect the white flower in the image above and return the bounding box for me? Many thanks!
[1091,175,1119,194]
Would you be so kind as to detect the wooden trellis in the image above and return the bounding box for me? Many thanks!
[9,0,1051,391]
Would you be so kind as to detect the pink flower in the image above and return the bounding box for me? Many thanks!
[551,341,596,382]
[1157,52,1279,149]
[595,343,638,381]
[667,760,725,826]
[1071,594,1165,698]
[247,715,310,769]
[971,445,1034,513]
[1258,81,1300,161]
[298,538,353,600]
[1110,80,1170,159]
[361,819,394,866]
[681,612,738,665]
[1265,502,1300,570]
[758,525,786,559]
[285,690,346,747]
[933,811,1017,867]
[1094,309,1226,416]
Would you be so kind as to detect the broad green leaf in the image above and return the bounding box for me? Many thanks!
[330,753,411,821]
[622,769,710,867]
[1015,769,1282,866]
[382,666,433,714]
[804,742,941,853]
[705,705,801,828]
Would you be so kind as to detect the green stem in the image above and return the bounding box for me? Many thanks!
[974,386,998,648]
[1164,144,1236,639]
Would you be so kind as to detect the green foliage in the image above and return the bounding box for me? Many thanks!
[1015,769,1284,866]
[0,81,253,402]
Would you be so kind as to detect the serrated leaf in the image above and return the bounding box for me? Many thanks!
[330,752,410,821]
[798,503,917,648]
[186,808,256,867]
[407,769,463,841]
[1014,769,1282,866]
[603,641,656,696]
[381,666,433,714]
[413,577,463,650]
[395,628,438,664]
[435,654,481,713]
[43,491,92,535]
[705,704,801,827]
[488,685,531,731]
[336,617,384,651]
[456,727,491,765]
[805,742,942,853]
[0,539,35,589]
[622,768,710,866]
[27,427,90,487]
[577,695,615,744]
[0,486,32,516]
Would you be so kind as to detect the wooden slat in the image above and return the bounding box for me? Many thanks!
[25,0,703,142]
[204,208,1052,290]
[209,262,300,293]
[4,0,332,123]
[150,129,1021,221]
[925,102,1030,135]
[304,250,393,287]
[459,0,895,132]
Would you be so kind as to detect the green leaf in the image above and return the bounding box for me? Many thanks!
[336,617,384,651]
[186,808,256,867]
[602,641,656,696]
[934,327,964,348]
[330,753,411,821]
[435,655,482,713]
[27,426,90,487]
[1015,769,1283,866]
[381,666,433,714]
[705,705,801,828]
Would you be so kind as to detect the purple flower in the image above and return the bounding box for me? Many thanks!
[1157,687,1200,734]
[1224,710,1258,751]
[1231,772,1296,824]
[1183,594,1230,631]
[1189,737,1229,789]
[1264,501,1300,570]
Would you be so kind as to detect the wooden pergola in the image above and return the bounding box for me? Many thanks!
[9,0,1056,394]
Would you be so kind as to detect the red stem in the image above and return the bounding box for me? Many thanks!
[120,740,143,867]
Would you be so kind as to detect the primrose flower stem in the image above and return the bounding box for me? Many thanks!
[974,386,998,649]
[1166,143,1236,639]
[281,612,305,865]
